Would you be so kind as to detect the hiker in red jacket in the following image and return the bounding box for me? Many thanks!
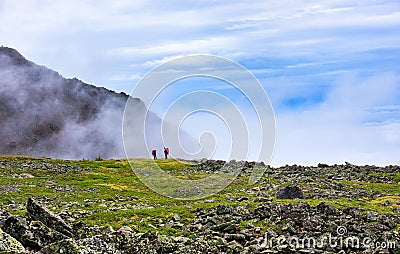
[164,147,169,159]
[151,149,157,160]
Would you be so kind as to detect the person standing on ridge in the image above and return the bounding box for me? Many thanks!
[152,149,157,160]
[164,147,169,159]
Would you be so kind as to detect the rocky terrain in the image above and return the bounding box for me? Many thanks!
[0,156,399,253]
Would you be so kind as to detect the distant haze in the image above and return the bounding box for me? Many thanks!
[0,46,195,159]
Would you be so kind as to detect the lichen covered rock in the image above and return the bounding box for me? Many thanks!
[37,238,97,254]
[2,216,67,250]
[27,197,73,237]
[0,228,25,253]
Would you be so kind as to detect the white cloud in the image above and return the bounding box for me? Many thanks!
[1,0,400,165]
[272,72,400,166]
[143,55,185,67]
[1,0,399,75]
[108,37,239,60]
[108,73,142,82]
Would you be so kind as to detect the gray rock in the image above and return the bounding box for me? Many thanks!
[276,185,305,199]
[0,228,25,253]
[15,173,35,178]
[2,216,67,250]
[210,221,239,233]
[37,238,97,254]
[212,236,227,246]
[237,196,249,202]
[77,234,118,254]
[226,240,243,251]
[172,214,181,222]
[122,232,161,254]
[224,233,246,243]
[383,200,392,206]
[316,202,338,216]
[27,197,73,237]
[365,211,379,222]
[72,222,114,239]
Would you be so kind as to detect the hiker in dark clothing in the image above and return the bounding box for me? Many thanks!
[164,147,169,159]
[152,149,157,160]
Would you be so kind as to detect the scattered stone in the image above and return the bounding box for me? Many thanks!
[72,222,114,239]
[383,200,392,206]
[197,159,226,172]
[316,202,338,216]
[237,196,249,202]
[276,185,305,199]
[253,197,272,203]
[0,158,91,174]
[224,233,246,243]
[116,226,133,233]
[37,238,96,254]
[0,195,399,253]
[172,214,181,221]
[15,173,34,178]
[0,158,399,253]
[365,211,379,222]
[77,234,118,253]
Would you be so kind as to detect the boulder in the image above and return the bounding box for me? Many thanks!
[0,228,25,253]
[316,202,338,216]
[72,222,114,239]
[2,216,67,250]
[276,185,305,199]
[77,234,119,254]
[27,197,73,237]
[37,238,97,254]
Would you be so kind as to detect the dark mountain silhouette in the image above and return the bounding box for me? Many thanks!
[0,46,146,159]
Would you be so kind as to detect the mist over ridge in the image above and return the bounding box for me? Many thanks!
[0,46,148,159]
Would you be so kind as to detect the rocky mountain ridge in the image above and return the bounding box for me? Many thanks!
[0,46,144,159]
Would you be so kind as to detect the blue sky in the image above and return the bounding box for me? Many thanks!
[1,0,400,165]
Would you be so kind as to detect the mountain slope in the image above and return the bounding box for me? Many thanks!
[0,46,145,159]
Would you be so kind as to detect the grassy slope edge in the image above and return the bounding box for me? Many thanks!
[0,156,399,236]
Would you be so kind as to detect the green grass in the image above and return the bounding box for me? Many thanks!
[343,181,400,195]
[0,155,399,236]
[394,173,400,183]
[155,158,195,171]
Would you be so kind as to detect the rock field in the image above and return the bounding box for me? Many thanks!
[0,157,399,253]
